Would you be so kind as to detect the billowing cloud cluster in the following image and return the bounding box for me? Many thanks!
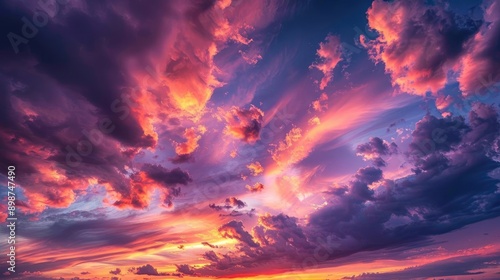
[1,0,500,278]
[0,0,282,214]
[219,220,259,247]
[197,103,500,275]
[364,0,500,96]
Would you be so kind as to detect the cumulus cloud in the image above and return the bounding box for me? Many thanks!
[363,0,479,95]
[311,35,344,90]
[310,103,500,257]
[311,93,329,112]
[219,220,259,247]
[459,0,500,95]
[224,105,264,143]
[176,264,196,276]
[129,264,164,276]
[407,114,469,169]
[356,137,398,167]
[0,0,283,214]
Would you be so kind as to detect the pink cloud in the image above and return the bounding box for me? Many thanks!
[458,0,500,96]
[364,0,478,95]
[311,35,344,90]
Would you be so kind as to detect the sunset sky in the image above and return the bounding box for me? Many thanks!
[1,0,500,279]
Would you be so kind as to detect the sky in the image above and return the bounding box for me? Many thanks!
[1,0,500,279]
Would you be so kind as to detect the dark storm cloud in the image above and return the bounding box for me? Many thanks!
[22,219,141,248]
[132,264,161,275]
[201,241,219,249]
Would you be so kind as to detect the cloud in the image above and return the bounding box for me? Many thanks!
[407,114,469,170]
[224,105,264,143]
[141,164,192,187]
[173,126,206,157]
[246,182,265,192]
[311,93,329,112]
[270,127,307,167]
[113,164,191,209]
[247,161,264,176]
[109,268,121,275]
[254,214,310,250]
[209,197,246,211]
[349,253,500,279]
[0,0,284,214]
[309,103,500,257]
[226,197,246,208]
[197,104,500,276]
[201,242,219,249]
[203,250,220,263]
[219,220,259,247]
[176,264,196,276]
[311,35,344,90]
[199,213,313,275]
[356,137,398,167]
[459,0,500,95]
[364,0,479,95]
[129,264,164,276]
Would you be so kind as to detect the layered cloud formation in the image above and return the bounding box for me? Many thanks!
[1,0,500,279]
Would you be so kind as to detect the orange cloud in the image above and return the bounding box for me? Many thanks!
[246,182,265,192]
[247,161,264,176]
[174,126,206,156]
[270,127,307,167]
